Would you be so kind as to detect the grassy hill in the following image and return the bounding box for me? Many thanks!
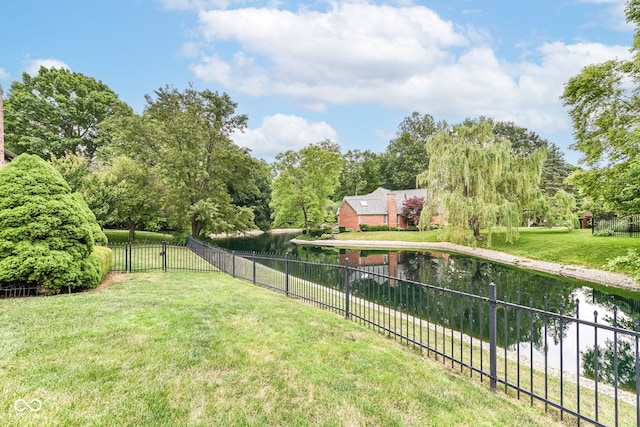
[1,272,561,426]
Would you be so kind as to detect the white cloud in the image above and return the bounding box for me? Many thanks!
[0,68,9,80]
[186,2,633,136]
[25,58,70,75]
[232,113,338,159]
[577,0,631,30]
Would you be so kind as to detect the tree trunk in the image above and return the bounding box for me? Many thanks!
[127,218,136,242]
[191,219,203,238]
[473,226,482,240]
[302,207,310,235]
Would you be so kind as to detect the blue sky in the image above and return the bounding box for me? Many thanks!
[1,0,635,164]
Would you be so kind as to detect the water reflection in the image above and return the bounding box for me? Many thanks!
[212,234,640,381]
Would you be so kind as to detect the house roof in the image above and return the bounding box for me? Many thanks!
[339,187,427,215]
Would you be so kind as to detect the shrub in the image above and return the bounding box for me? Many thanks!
[0,154,105,294]
[338,226,346,233]
[593,229,614,237]
[91,246,113,284]
[360,224,390,232]
[604,249,640,281]
[319,233,333,240]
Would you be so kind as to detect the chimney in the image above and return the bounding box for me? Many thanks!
[0,84,4,167]
[386,192,397,229]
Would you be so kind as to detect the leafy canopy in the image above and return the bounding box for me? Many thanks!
[4,67,130,160]
[271,141,344,233]
[561,0,640,215]
[417,120,546,243]
[108,85,258,237]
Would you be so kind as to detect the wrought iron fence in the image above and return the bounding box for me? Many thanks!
[593,216,640,237]
[108,240,221,273]
[108,237,640,426]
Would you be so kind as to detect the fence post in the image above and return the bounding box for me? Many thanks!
[162,241,167,272]
[345,258,350,319]
[124,242,129,273]
[489,282,497,392]
[252,251,256,284]
[285,253,289,297]
[232,250,236,278]
[128,242,133,273]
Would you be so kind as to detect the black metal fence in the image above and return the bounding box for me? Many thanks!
[108,240,221,273]
[108,237,639,426]
[593,216,640,237]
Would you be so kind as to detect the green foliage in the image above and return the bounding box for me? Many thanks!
[464,117,573,196]
[0,154,105,294]
[418,120,546,244]
[271,141,344,234]
[380,112,446,190]
[142,85,257,237]
[106,155,164,241]
[4,66,131,160]
[605,249,640,281]
[91,246,113,283]
[561,2,640,216]
[359,224,390,232]
[336,149,383,200]
[593,229,614,237]
[50,154,117,226]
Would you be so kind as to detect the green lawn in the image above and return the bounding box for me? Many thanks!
[333,228,639,275]
[1,272,562,426]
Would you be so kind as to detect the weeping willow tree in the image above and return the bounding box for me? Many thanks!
[417,120,546,244]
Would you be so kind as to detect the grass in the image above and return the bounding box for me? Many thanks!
[333,228,639,275]
[0,272,563,426]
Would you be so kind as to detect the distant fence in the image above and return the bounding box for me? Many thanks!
[108,240,221,273]
[110,237,639,425]
[593,216,640,237]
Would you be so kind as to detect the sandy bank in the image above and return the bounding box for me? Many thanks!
[291,238,639,292]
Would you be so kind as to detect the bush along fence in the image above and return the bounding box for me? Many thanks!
[109,237,639,426]
[593,216,640,237]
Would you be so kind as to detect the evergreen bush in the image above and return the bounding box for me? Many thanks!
[0,154,107,294]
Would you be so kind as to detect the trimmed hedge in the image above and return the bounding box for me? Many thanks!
[359,224,390,232]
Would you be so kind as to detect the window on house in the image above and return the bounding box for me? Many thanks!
[383,215,387,224]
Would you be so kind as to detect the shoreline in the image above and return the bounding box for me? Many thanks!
[291,238,639,292]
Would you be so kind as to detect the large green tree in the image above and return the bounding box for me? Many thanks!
[106,156,164,241]
[0,154,107,294]
[4,67,130,160]
[141,85,256,237]
[336,149,383,200]
[381,112,446,190]
[51,154,117,226]
[417,120,546,243]
[228,158,273,231]
[271,141,344,234]
[561,0,640,215]
[463,117,573,196]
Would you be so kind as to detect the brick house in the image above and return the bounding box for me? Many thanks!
[337,187,432,231]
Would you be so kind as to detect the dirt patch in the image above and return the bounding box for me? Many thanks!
[93,272,127,292]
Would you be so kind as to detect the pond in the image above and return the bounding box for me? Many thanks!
[212,231,640,382]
